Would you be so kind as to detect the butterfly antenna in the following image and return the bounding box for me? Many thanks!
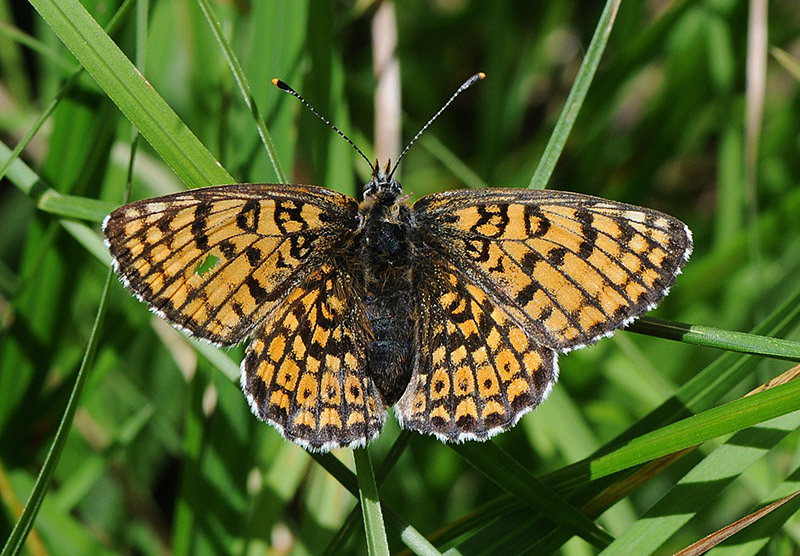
[388,72,485,179]
[272,78,375,172]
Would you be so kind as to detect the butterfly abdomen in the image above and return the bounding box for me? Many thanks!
[364,288,415,405]
[359,198,417,405]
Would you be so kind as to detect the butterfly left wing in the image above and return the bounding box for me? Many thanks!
[103,184,358,345]
[241,258,386,451]
[413,188,692,352]
[394,263,558,441]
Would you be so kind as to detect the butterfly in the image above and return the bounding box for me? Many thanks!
[103,74,692,452]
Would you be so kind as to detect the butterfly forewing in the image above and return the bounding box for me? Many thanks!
[241,259,385,451]
[103,184,359,345]
[414,188,692,352]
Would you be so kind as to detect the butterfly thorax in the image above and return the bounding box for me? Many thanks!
[357,172,417,405]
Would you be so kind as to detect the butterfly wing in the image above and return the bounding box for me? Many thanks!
[394,263,557,441]
[395,188,691,441]
[103,184,358,345]
[241,258,386,451]
[413,188,692,351]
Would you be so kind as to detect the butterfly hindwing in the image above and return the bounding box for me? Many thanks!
[395,263,558,441]
[103,184,358,345]
[414,188,692,351]
[241,259,386,451]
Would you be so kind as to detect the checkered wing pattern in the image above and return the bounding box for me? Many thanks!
[395,265,557,441]
[414,188,693,352]
[395,188,691,441]
[240,258,385,451]
[103,184,358,345]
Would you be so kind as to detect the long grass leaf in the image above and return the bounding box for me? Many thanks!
[630,317,800,362]
[0,270,112,556]
[353,448,390,556]
[528,0,621,189]
[28,0,233,187]
[194,0,286,183]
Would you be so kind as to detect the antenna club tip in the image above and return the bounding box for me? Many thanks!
[477,72,486,79]
[272,78,290,91]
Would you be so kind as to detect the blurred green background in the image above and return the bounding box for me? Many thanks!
[2,0,800,554]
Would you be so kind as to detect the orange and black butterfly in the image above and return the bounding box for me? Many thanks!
[104,74,692,452]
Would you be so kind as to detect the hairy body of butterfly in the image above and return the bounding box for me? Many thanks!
[104,166,692,452]
[358,186,417,408]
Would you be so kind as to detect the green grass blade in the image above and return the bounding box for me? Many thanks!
[29,0,233,187]
[629,316,800,362]
[0,270,112,556]
[588,377,800,480]
[598,405,800,554]
[312,453,442,555]
[323,432,412,555]
[528,0,621,189]
[521,284,800,553]
[0,139,46,197]
[353,448,390,556]
[195,0,286,183]
[451,441,613,548]
[37,191,115,221]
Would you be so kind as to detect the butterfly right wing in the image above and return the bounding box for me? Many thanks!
[413,188,692,352]
[103,184,358,345]
[396,187,691,442]
[395,262,557,442]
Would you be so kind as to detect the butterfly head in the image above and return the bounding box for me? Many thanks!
[273,73,486,209]
[363,159,402,204]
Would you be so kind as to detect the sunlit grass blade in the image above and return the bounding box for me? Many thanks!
[528,0,621,189]
[597,395,800,554]
[629,316,800,362]
[28,0,233,187]
[589,371,800,474]
[353,448,390,556]
[0,270,112,556]
[37,192,115,221]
